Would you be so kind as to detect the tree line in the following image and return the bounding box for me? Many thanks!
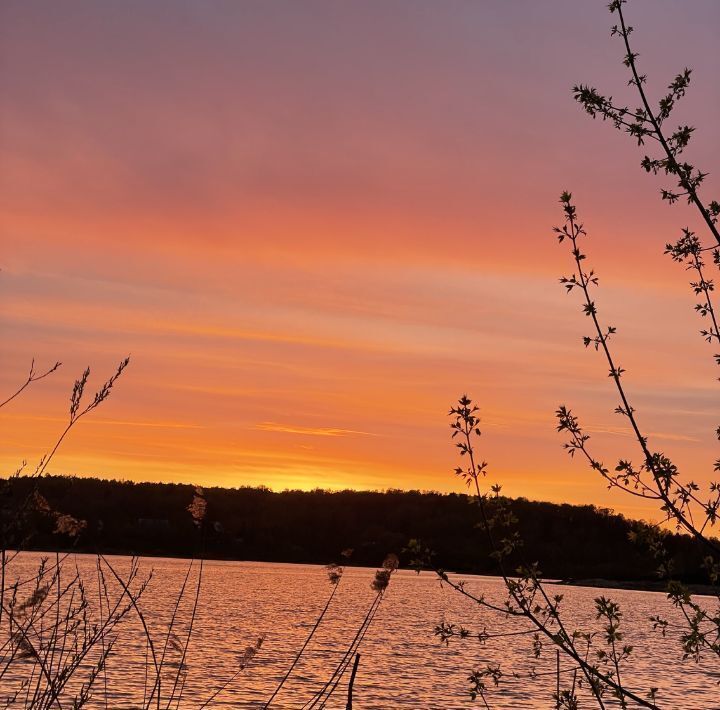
[5,473,711,583]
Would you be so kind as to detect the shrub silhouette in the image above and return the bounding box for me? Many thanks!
[431,1,719,707]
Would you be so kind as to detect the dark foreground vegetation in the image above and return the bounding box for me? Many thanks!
[4,474,710,583]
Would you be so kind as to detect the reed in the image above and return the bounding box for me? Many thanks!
[1,358,398,707]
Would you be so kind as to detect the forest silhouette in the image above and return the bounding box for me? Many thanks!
[4,474,712,585]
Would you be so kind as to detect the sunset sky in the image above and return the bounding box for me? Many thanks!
[1,0,718,520]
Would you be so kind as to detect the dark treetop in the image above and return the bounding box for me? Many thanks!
[3,474,712,584]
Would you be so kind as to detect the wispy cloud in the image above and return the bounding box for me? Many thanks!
[2,414,204,430]
[1,0,717,514]
[586,424,701,444]
[254,422,377,438]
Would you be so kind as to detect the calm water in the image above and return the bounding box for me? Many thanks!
[3,553,718,708]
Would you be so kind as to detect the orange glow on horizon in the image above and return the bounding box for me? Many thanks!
[1,0,718,524]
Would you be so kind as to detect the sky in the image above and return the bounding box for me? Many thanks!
[1,0,718,521]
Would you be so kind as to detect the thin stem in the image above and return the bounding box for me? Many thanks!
[616,3,720,246]
[0,361,61,411]
[265,577,342,708]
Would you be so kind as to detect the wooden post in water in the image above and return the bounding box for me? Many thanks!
[346,653,361,710]
[556,649,560,708]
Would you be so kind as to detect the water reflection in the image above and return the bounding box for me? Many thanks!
[2,554,716,708]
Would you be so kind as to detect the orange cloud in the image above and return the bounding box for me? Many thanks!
[254,422,378,438]
[1,0,718,521]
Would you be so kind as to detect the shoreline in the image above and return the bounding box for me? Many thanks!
[9,548,716,596]
[555,577,717,596]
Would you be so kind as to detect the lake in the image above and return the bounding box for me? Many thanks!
[2,554,717,708]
